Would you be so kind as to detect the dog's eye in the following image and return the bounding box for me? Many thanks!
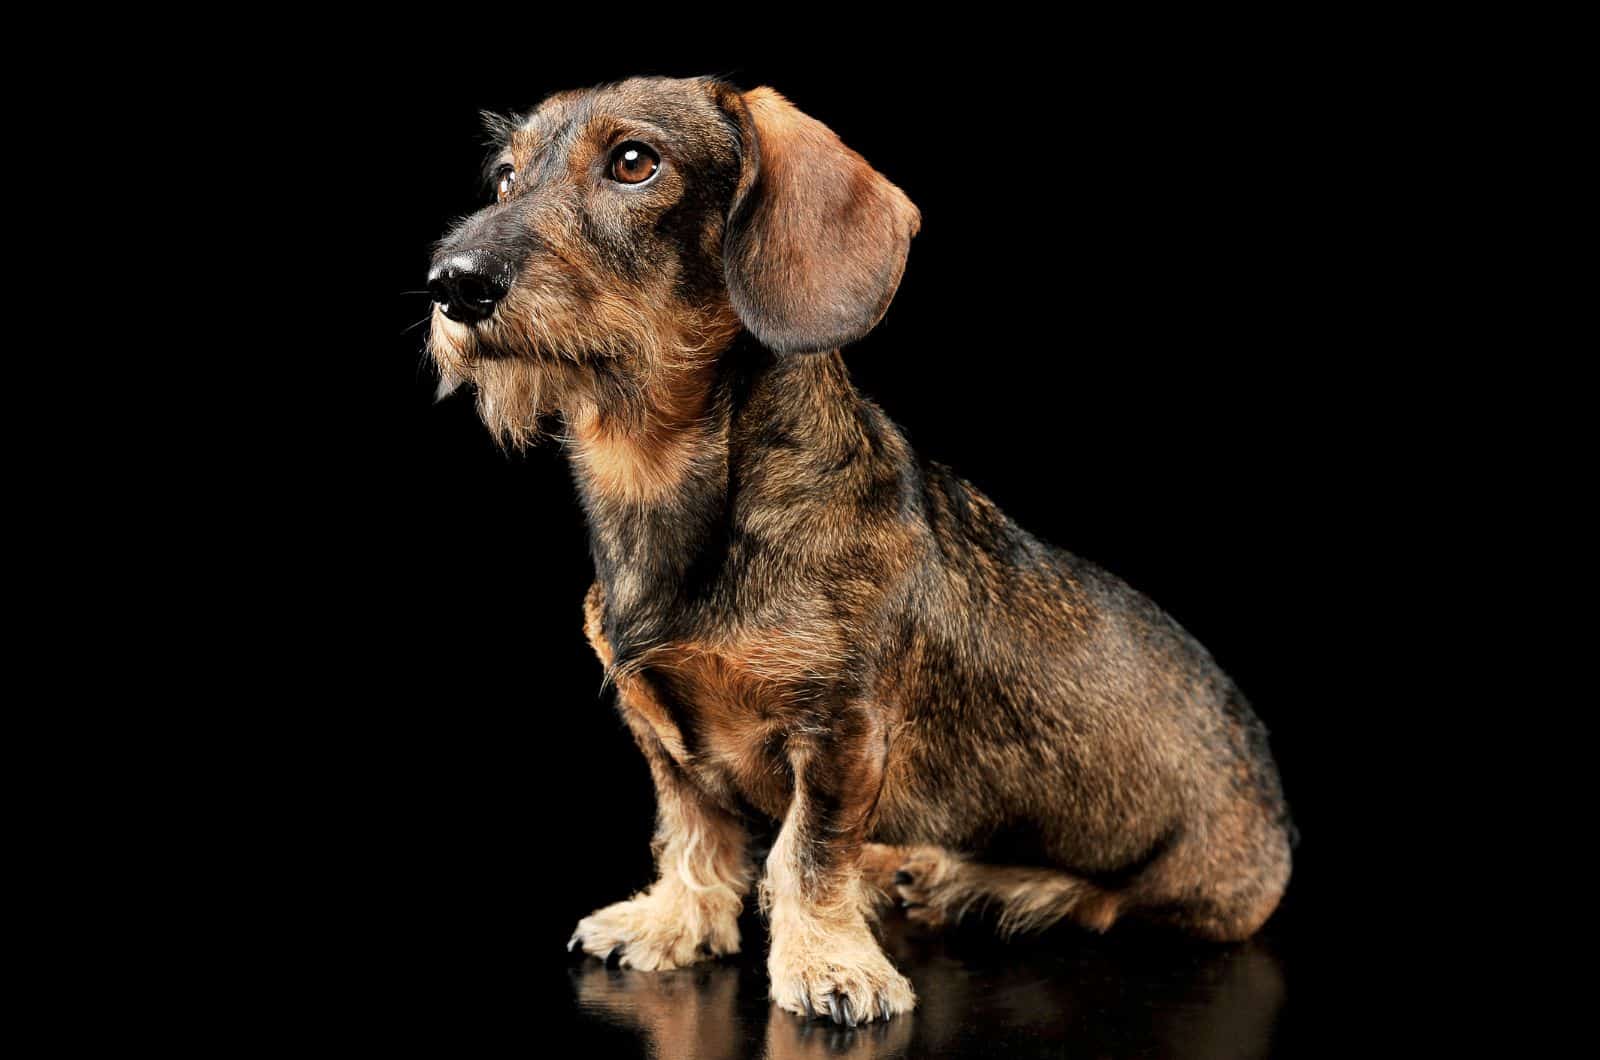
[495,166,516,202]
[609,142,660,185]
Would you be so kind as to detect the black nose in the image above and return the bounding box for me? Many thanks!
[428,252,511,324]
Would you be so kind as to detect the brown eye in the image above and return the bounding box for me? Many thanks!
[609,142,660,185]
[495,166,516,202]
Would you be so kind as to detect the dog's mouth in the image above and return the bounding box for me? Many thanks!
[430,302,566,369]
[436,301,495,326]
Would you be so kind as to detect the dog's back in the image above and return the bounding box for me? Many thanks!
[713,350,1294,940]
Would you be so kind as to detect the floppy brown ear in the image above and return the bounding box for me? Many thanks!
[718,87,921,355]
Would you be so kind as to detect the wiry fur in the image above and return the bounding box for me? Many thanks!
[428,267,738,451]
[428,76,1293,1026]
[861,843,1120,937]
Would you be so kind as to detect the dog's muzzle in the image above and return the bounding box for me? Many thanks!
[428,251,512,324]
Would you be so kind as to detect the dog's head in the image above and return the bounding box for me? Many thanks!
[427,77,920,447]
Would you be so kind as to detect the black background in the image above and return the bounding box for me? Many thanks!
[265,31,1429,1055]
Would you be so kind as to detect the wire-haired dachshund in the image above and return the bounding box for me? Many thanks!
[427,76,1293,1027]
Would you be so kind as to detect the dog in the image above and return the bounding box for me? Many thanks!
[427,76,1293,1027]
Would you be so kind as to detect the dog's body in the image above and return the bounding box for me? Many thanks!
[428,76,1291,1025]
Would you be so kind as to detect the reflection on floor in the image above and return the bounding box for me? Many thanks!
[571,912,1289,1060]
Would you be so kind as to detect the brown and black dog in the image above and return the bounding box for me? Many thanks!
[427,76,1292,1027]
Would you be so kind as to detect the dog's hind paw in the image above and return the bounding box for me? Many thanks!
[891,846,964,928]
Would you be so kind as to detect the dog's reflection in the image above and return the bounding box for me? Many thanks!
[572,960,912,1059]
[572,922,1285,1060]
[763,1009,914,1060]
[573,963,743,1060]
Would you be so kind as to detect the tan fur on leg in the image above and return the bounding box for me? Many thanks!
[572,588,754,969]
[766,890,916,1025]
[762,750,914,1024]
[571,794,751,969]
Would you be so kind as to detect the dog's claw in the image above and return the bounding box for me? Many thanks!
[842,996,856,1027]
[826,994,842,1025]
[801,993,815,1018]
[567,934,579,952]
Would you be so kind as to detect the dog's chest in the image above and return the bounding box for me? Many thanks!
[642,642,806,820]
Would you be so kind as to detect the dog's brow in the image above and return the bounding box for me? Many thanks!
[578,114,670,151]
[479,109,522,150]
[509,122,550,155]
[503,121,580,189]
[512,109,583,160]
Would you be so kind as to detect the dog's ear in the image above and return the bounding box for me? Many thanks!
[714,86,921,355]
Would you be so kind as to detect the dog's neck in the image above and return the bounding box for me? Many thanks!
[566,368,721,510]
[564,343,882,663]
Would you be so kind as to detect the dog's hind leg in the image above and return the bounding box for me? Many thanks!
[879,846,1123,936]
[858,843,916,920]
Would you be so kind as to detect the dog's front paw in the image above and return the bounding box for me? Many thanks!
[768,918,915,1025]
[569,884,741,971]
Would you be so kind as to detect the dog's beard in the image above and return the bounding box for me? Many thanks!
[427,283,740,451]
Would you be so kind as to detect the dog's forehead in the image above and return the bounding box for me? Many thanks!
[511,78,725,153]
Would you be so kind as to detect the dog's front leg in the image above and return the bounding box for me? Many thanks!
[571,589,752,969]
[569,712,752,969]
[764,706,915,1024]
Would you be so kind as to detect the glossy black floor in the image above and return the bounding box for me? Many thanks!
[306,755,1369,1059]
[315,756,1356,1058]
[557,904,1304,1060]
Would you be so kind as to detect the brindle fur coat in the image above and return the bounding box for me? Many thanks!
[427,76,1292,1026]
